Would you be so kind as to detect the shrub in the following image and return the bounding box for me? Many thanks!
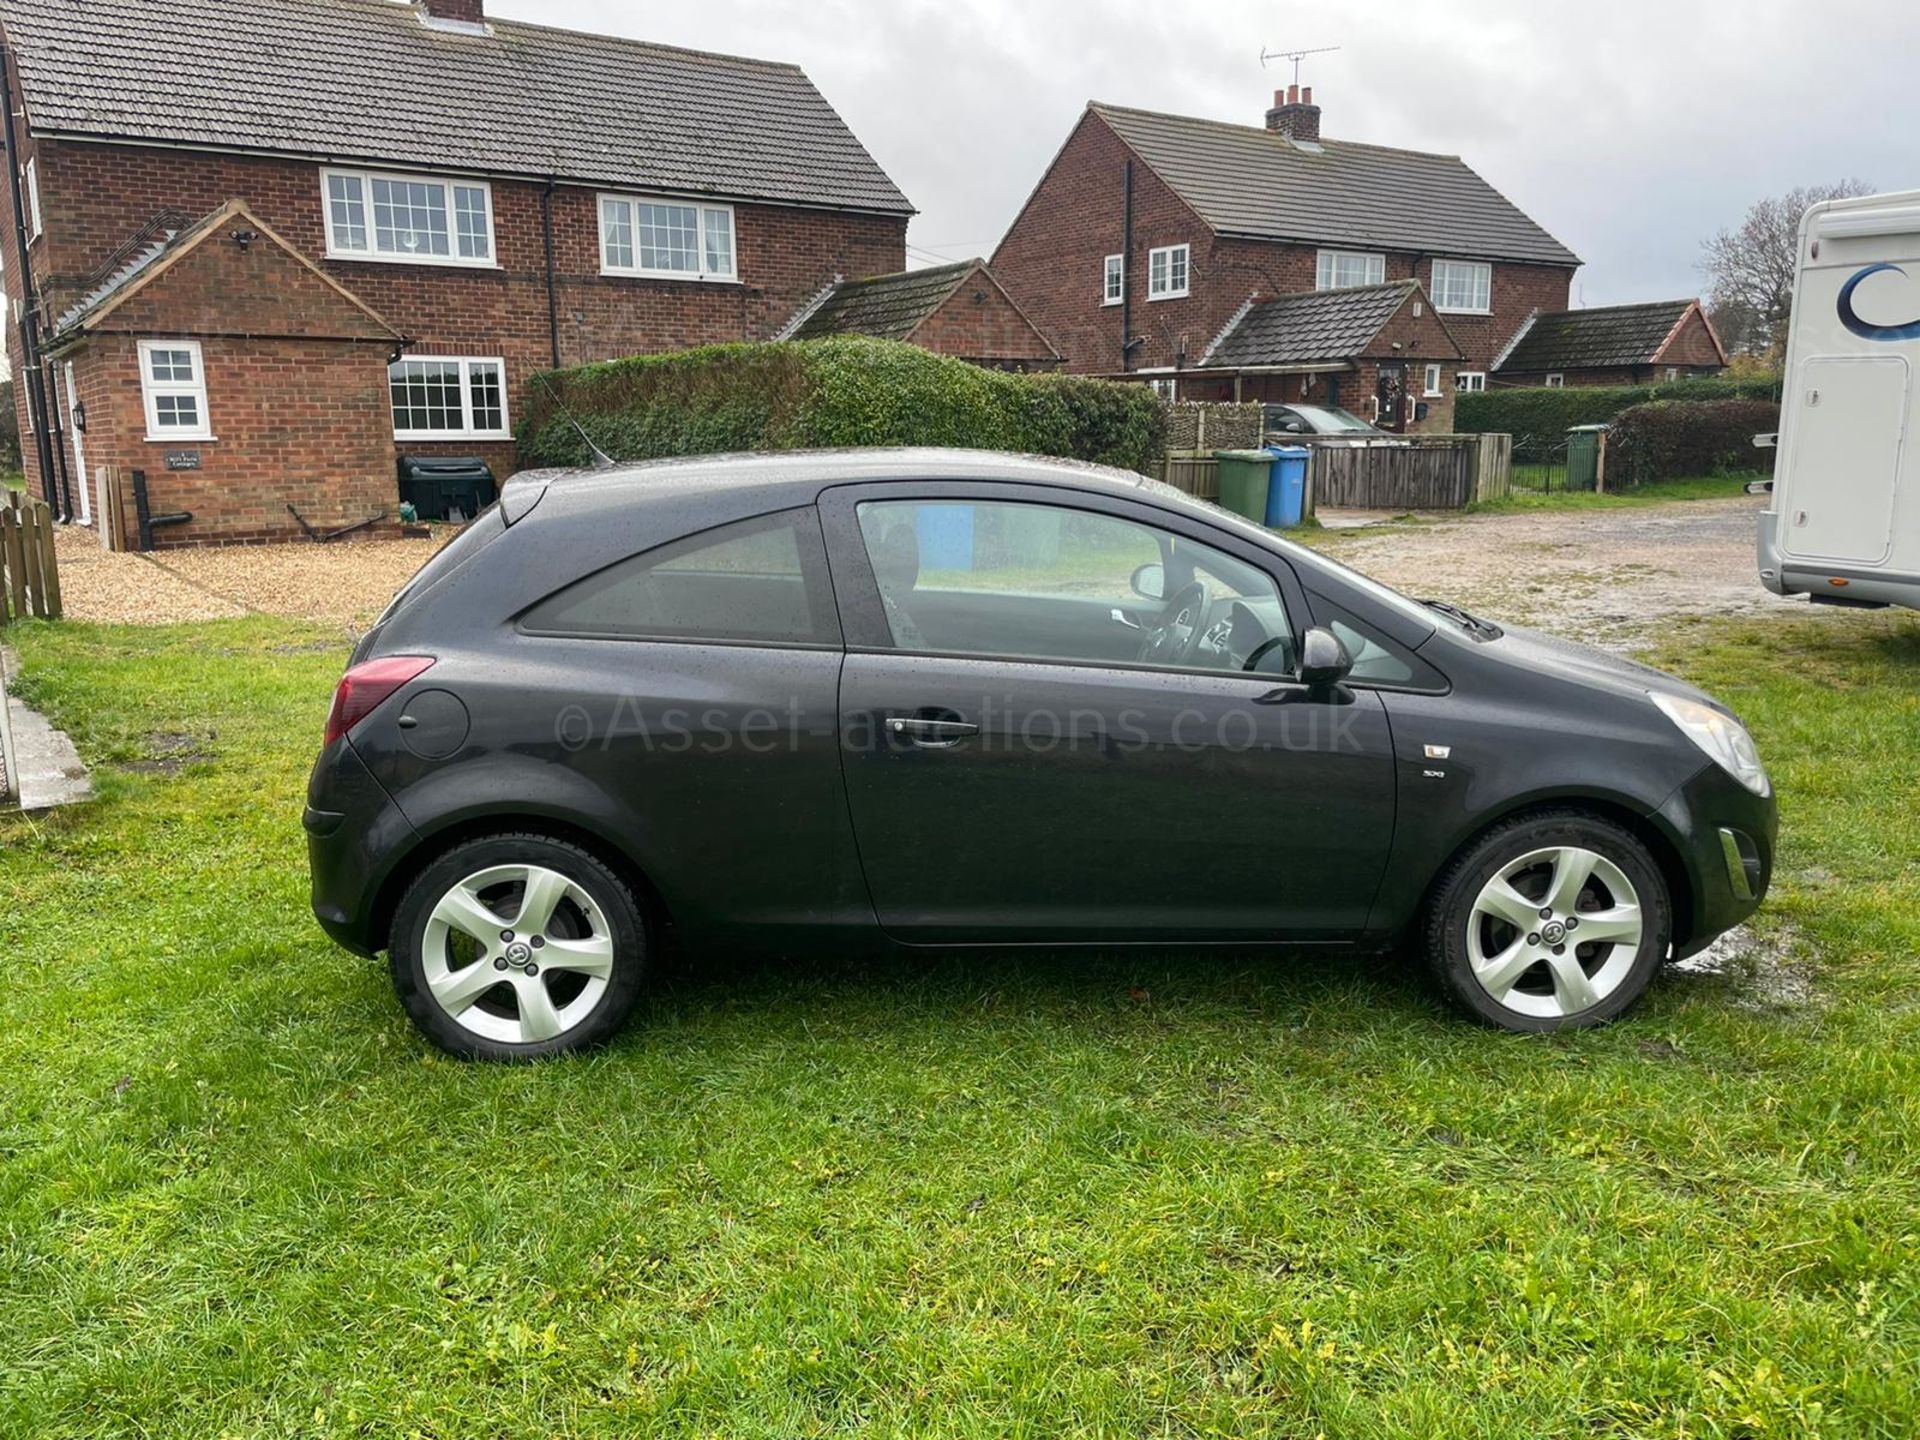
[517,336,1167,475]
[1456,375,1785,438]
[1607,400,1781,485]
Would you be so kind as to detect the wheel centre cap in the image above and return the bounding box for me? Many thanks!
[504,941,533,967]
[1540,921,1567,945]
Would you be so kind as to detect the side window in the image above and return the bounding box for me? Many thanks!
[854,498,1293,674]
[523,508,839,645]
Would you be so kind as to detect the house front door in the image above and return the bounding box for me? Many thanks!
[1375,363,1408,432]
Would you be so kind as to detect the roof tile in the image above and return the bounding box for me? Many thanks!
[1496,300,1700,372]
[0,0,912,215]
[1093,103,1578,268]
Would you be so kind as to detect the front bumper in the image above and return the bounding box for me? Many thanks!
[1655,760,1777,959]
[306,739,419,956]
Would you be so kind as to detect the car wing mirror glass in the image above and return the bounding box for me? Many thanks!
[1298,626,1353,691]
[1130,562,1166,601]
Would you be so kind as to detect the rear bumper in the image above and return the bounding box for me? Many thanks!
[306,739,418,956]
[1759,508,1919,610]
[1655,762,1777,959]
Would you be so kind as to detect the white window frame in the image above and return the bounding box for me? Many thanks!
[1423,363,1443,397]
[1147,244,1189,301]
[1148,375,1178,400]
[1544,373,1566,389]
[320,166,497,268]
[598,193,738,283]
[137,339,214,442]
[1456,371,1487,393]
[1665,367,1681,383]
[1103,254,1124,306]
[389,355,511,441]
[1315,249,1385,291]
[1431,258,1493,315]
[24,157,41,241]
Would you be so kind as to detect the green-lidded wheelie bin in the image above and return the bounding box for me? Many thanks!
[1566,425,1607,492]
[1213,450,1274,521]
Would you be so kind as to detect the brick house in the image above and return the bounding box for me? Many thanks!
[990,88,1580,431]
[780,259,1061,371]
[0,0,911,545]
[1493,298,1729,388]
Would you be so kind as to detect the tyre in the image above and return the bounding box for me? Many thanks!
[1424,810,1671,1032]
[390,833,646,1060]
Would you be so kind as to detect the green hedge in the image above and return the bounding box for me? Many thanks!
[1608,400,1780,485]
[517,336,1168,475]
[1456,376,1784,438]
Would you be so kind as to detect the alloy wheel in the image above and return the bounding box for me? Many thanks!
[1465,845,1645,1020]
[419,863,616,1045]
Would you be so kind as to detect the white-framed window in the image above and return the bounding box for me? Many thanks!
[1148,375,1179,400]
[1146,245,1189,301]
[599,194,737,282]
[1544,373,1566,389]
[1103,253,1124,306]
[1316,249,1384,291]
[321,167,495,266]
[1456,371,1487,393]
[1665,367,1680,383]
[1431,259,1492,314]
[137,340,213,441]
[1424,363,1443,396]
[24,157,41,241]
[389,356,510,440]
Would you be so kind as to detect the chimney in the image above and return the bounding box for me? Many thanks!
[1265,83,1322,142]
[421,0,486,25]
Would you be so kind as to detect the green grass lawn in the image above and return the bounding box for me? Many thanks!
[1470,473,1760,515]
[1,611,1917,1437]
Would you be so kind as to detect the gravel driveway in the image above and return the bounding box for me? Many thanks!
[54,524,448,627]
[1319,495,1809,651]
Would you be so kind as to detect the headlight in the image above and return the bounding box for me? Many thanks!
[1649,691,1770,796]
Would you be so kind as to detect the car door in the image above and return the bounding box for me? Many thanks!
[819,481,1399,944]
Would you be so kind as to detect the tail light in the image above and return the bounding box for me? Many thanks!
[324,656,436,749]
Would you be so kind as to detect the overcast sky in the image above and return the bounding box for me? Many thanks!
[507,0,1916,306]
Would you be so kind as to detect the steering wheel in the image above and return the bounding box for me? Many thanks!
[1138,581,1210,667]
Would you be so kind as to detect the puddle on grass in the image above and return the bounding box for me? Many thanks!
[1671,924,1813,1009]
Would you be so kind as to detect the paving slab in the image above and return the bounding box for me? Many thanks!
[1,647,93,812]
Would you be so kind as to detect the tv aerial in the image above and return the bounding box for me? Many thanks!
[1260,45,1341,85]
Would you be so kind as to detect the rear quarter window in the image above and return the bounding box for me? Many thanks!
[520,507,841,646]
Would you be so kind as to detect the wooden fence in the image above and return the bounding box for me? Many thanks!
[0,491,63,625]
[1157,433,1511,516]
[1306,433,1511,510]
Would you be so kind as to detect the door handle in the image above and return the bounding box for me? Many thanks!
[887,716,979,748]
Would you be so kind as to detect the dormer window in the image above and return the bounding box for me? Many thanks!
[321,167,496,267]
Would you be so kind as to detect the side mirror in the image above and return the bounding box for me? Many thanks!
[1130,562,1166,602]
[1298,626,1353,691]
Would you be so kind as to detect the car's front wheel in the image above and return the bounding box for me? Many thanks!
[390,834,647,1060]
[1425,811,1671,1031]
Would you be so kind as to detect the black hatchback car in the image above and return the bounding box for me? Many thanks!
[308,450,1774,1059]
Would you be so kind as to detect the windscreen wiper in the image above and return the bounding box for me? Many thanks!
[1422,599,1503,640]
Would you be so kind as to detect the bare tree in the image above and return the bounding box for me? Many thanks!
[1701,180,1873,359]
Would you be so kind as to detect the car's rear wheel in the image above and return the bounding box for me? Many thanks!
[390,834,646,1060]
[1425,811,1671,1032]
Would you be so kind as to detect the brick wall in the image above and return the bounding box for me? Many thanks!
[990,108,1575,383]
[909,275,1060,369]
[3,133,908,500]
[76,334,398,548]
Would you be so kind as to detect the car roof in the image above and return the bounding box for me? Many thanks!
[510,447,1179,516]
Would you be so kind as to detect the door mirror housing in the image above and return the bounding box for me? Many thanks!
[1130,562,1166,602]
[1298,626,1353,690]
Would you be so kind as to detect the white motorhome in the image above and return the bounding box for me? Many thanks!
[1758,189,1920,610]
